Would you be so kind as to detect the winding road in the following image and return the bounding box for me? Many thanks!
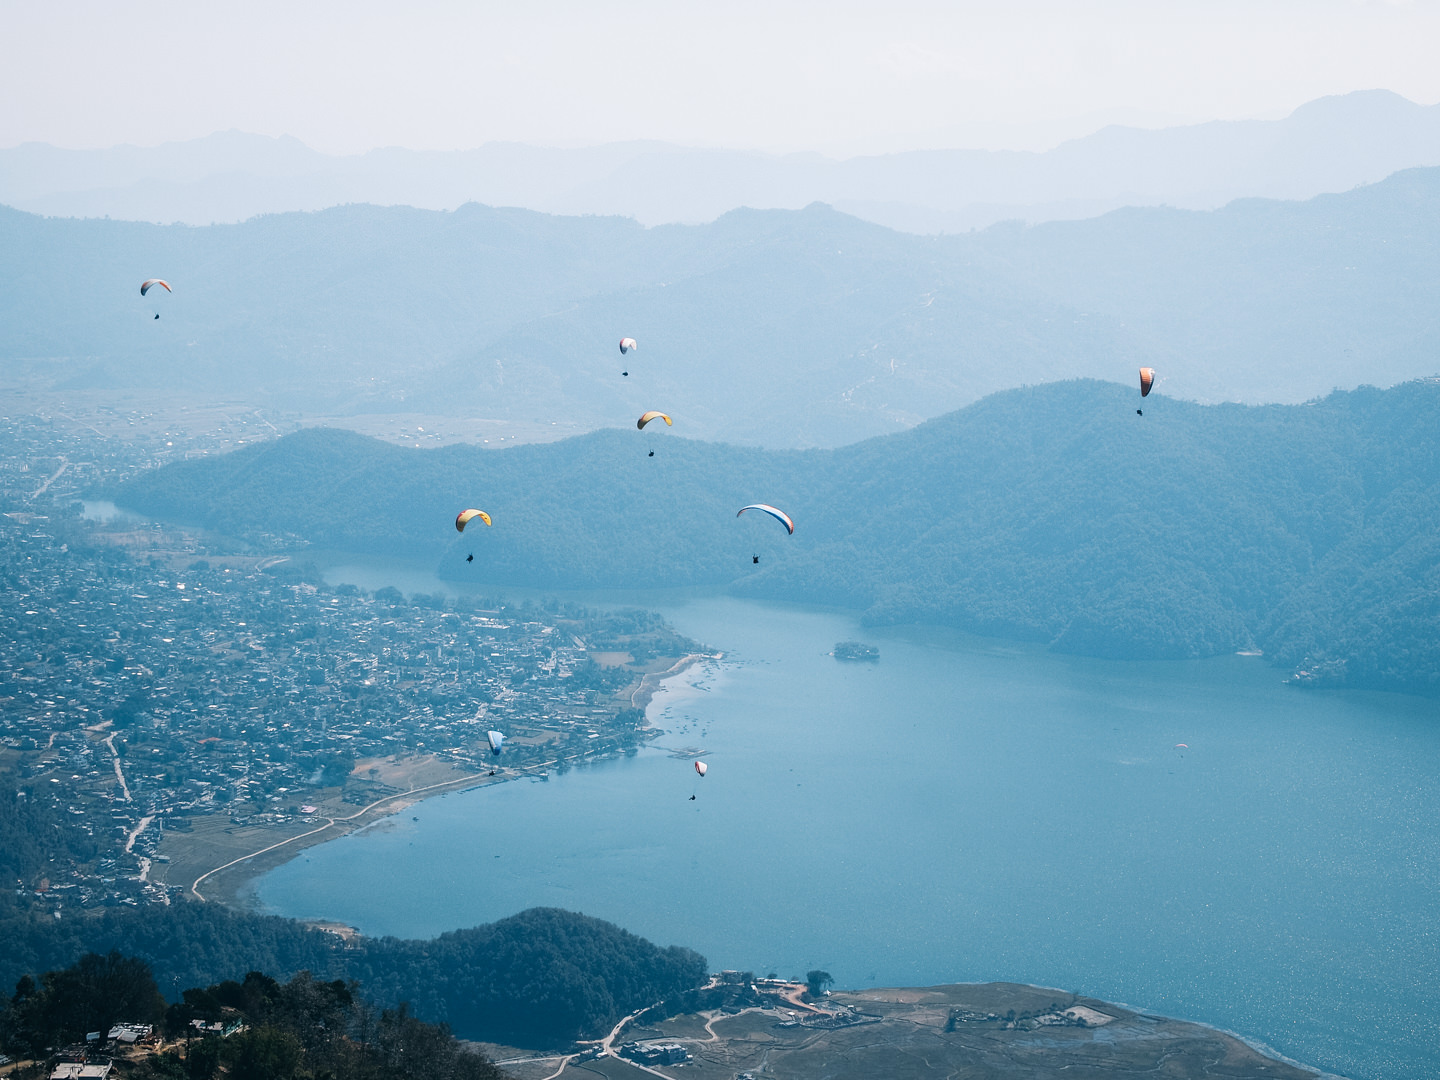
[104,731,132,802]
[125,814,155,882]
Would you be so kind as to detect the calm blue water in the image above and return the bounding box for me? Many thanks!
[256,572,1440,1080]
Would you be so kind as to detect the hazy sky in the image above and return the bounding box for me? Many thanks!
[4,0,1439,155]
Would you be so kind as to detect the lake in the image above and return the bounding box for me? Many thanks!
[253,564,1440,1080]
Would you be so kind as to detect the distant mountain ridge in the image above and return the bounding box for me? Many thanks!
[4,165,1439,448]
[114,378,1440,695]
[5,90,1438,232]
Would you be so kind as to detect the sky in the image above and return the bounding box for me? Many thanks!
[3,0,1439,156]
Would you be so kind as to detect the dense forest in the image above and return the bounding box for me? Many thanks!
[0,894,705,1048]
[116,378,1440,693]
[0,953,505,1079]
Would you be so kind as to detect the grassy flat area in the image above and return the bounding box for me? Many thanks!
[604,983,1318,1080]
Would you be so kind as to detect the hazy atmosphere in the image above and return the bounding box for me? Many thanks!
[2,4,1438,1080]
[7,1,1440,154]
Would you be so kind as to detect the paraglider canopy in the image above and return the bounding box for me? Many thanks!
[694,760,708,777]
[737,504,795,535]
[488,730,505,754]
[637,411,672,430]
[455,509,492,532]
[140,279,172,296]
[1139,367,1156,397]
[619,338,638,354]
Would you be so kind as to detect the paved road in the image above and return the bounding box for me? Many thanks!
[31,457,69,499]
[190,771,489,901]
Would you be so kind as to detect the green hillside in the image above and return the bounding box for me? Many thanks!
[0,897,706,1048]
[115,378,1440,693]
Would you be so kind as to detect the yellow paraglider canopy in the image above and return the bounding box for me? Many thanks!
[637,411,672,430]
[455,509,492,532]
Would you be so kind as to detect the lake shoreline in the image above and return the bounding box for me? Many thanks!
[239,589,1439,1080]
[569,980,1340,1080]
[186,651,715,912]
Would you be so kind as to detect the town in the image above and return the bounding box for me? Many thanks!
[0,404,704,913]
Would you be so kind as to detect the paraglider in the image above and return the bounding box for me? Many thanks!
[1136,367,1156,415]
[752,554,759,564]
[688,758,708,800]
[455,509,492,532]
[466,554,474,563]
[648,450,654,457]
[637,411,672,430]
[487,730,505,755]
[142,279,171,319]
[619,338,637,354]
[737,504,794,535]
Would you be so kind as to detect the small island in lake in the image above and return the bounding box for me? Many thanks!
[834,641,880,662]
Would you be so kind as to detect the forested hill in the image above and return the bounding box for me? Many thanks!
[116,378,1440,693]
[0,897,706,1048]
[5,164,1440,446]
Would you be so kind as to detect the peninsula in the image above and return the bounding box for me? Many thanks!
[494,976,1328,1080]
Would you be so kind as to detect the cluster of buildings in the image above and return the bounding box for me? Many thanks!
[25,1024,164,1079]
[0,413,692,911]
[620,1042,693,1066]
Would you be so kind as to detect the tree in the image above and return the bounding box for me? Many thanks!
[805,970,833,997]
[228,1026,304,1080]
[185,1037,222,1080]
[6,952,165,1055]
